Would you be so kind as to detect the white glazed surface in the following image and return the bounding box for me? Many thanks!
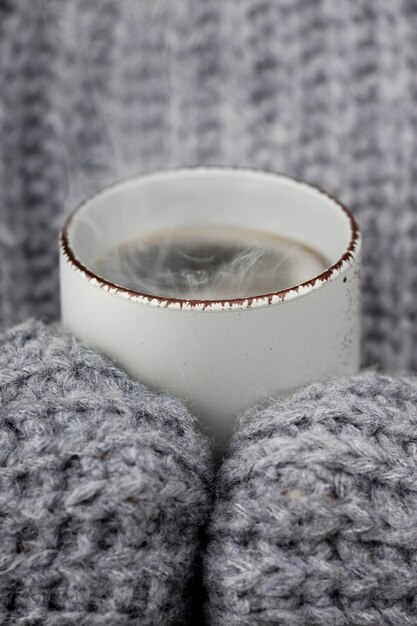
[60,168,361,437]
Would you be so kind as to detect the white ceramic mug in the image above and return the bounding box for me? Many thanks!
[60,168,361,439]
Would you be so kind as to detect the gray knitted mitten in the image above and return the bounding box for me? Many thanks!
[205,374,417,626]
[0,320,213,626]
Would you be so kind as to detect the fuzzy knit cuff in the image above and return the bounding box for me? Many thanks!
[205,374,417,626]
[0,319,213,626]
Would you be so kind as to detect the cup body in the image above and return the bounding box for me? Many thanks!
[60,168,361,437]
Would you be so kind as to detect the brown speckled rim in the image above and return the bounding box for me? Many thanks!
[59,167,361,311]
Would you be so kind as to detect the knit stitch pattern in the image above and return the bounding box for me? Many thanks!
[0,319,213,626]
[1,1,417,373]
[205,374,417,625]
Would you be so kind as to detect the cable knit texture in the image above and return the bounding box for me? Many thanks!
[205,374,417,625]
[1,0,417,372]
[0,319,213,626]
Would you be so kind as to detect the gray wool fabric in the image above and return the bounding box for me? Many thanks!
[205,374,417,625]
[2,1,417,625]
[0,0,417,373]
[0,319,213,625]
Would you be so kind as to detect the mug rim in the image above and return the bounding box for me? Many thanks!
[59,166,361,312]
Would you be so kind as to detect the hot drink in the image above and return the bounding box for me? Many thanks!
[92,226,329,300]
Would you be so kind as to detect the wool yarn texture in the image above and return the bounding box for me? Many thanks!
[205,374,417,626]
[1,0,417,373]
[3,1,417,624]
[0,319,213,626]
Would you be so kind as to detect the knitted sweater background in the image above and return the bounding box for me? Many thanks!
[1,0,417,374]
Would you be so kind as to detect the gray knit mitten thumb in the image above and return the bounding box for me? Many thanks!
[0,320,213,626]
[205,374,417,625]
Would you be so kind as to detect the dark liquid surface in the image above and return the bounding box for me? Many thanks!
[92,226,329,300]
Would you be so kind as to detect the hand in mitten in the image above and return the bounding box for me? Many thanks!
[205,374,417,626]
[0,319,213,626]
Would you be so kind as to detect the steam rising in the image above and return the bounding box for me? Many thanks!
[91,226,329,300]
